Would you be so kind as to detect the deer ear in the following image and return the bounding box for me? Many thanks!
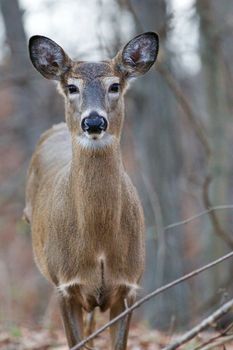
[29,35,72,80]
[117,32,159,78]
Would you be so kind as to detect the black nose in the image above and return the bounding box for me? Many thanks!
[81,112,108,134]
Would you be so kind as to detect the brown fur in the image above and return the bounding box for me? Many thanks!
[26,122,145,309]
[25,32,159,349]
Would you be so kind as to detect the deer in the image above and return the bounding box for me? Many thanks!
[24,32,159,349]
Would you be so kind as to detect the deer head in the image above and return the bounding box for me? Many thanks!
[29,32,159,149]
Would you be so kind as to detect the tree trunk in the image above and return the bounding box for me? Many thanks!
[0,0,56,153]
[196,0,232,297]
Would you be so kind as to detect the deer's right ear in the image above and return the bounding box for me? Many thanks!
[29,35,72,80]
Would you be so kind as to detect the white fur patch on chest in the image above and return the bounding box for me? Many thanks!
[57,277,81,297]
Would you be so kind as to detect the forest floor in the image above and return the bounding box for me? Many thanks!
[1,324,233,350]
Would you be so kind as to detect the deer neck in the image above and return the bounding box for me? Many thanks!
[69,137,123,238]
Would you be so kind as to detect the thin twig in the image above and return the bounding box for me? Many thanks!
[163,298,233,350]
[203,175,233,248]
[70,251,233,350]
[164,205,233,231]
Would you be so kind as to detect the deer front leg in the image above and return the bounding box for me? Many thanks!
[84,310,96,348]
[59,295,83,348]
[110,297,134,350]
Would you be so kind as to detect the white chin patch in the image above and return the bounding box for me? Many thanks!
[77,132,114,150]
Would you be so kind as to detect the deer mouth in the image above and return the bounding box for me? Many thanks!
[77,132,114,150]
[84,131,105,140]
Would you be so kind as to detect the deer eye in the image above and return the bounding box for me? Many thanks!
[67,84,79,94]
[109,83,120,94]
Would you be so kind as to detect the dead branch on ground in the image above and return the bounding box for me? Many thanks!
[193,322,233,350]
[197,334,233,350]
[163,298,233,350]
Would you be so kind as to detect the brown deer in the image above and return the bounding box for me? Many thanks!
[24,32,159,349]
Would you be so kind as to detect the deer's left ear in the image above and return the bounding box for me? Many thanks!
[116,32,159,78]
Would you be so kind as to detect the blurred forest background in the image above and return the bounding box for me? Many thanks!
[0,0,233,336]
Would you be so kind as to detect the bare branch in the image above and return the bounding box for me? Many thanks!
[164,205,233,231]
[197,334,233,350]
[193,322,233,350]
[163,298,233,350]
[203,175,233,248]
[71,251,233,350]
